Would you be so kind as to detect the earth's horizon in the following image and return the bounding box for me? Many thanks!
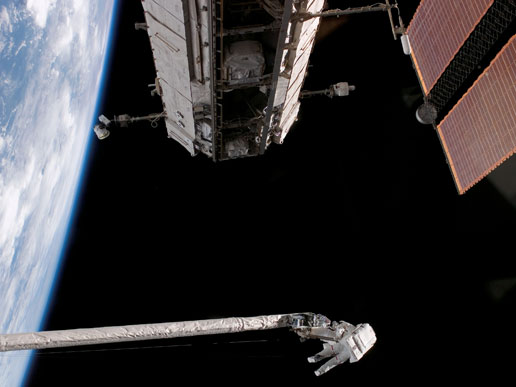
[0,1,118,385]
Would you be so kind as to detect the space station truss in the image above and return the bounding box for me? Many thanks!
[140,0,324,161]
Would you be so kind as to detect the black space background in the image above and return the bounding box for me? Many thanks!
[26,1,516,385]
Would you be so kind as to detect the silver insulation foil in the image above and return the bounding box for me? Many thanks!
[0,314,291,352]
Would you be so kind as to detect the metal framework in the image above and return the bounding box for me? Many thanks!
[259,0,293,154]
[93,1,407,161]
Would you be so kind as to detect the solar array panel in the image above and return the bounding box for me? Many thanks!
[407,0,494,95]
[437,35,516,194]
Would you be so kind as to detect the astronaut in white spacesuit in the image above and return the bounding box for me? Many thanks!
[299,320,377,376]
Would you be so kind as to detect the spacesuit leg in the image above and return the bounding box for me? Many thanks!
[307,342,334,363]
[313,351,351,376]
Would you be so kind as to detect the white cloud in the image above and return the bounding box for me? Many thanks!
[7,39,15,55]
[0,149,39,258]
[7,3,24,25]
[14,40,26,56]
[47,0,90,59]
[26,0,57,28]
[0,6,11,32]
[0,6,12,54]
[50,20,73,56]
[1,71,16,100]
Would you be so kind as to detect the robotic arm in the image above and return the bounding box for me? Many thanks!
[0,312,375,377]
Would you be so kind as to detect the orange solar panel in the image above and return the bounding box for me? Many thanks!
[407,0,494,95]
[437,35,516,194]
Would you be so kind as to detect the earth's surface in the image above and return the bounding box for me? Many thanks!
[0,1,118,385]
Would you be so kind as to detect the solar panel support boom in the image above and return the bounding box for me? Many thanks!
[295,0,406,40]
[295,2,394,21]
